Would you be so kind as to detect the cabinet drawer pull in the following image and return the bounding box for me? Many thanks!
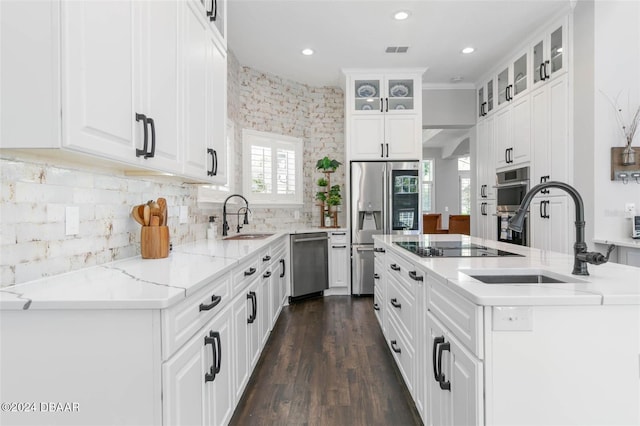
[213,331,221,375]
[207,148,215,176]
[438,341,451,391]
[385,143,389,158]
[146,117,156,158]
[247,292,257,324]
[332,232,346,236]
[390,264,400,271]
[373,273,380,280]
[263,270,272,278]
[279,259,286,278]
[332,245,346,249]
[204,331,217,382]
[135,113,148,158]
[262,255,271,262]
[380,97,383,113]
[373,303,380,311]
[374,247,386,253]
[385,97,389,113]
[390,298,401,308]
[432,336,445,384]
[244,267,256,276]
[408,270,423,281]
[390,340,401,354]
[381,143,384,158]
[199,294,222,312]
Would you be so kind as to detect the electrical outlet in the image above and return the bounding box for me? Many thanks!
[492,306,533,331]
[625,203,636,219]
[65,206,80,236]
[179,206,189,224]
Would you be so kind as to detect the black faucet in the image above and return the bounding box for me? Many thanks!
[508,181,615,275]
[222,194,250,237]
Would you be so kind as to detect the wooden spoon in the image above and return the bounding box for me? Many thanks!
[143,204,150,226]
[149,201,161,226]
[131,205,145,226]
[157,198,167,226]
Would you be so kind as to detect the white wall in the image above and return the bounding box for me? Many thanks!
[422,88,476,128]
[423,147,461,228]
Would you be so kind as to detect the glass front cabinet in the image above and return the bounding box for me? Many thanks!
[352,76,416,114]
[477,79,494,118]
[532,21,567,89]
[497,51,528,108]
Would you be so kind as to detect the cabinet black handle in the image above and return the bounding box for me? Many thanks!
[373,273,380,279]
[545,200,550,219]
[381,143,384,158]
[385,97,389,112]
[247,291,256,324]
[332,245,347,249]
[380,97,383,113]
[213,331,221,374]
[408,270,423,281]
[433,336,444,383]
[390,264,400,271]
[212,149,218,176]
[244,267,256,276]
[262,255,271,262]
[135,113,148,157]
[541,175,550,194]
[539,200,544,219]
[199,294,222,312]
[207,148,215,176]
[385,143,389,158]
[145,117,156,158]
[204,331,217,382]
[279,259,285,278]
[373,303,380,311]
[539,62,545,81]
[210,0,218,21]
[263,270,272,278]
[544,60,550,79]
[438,342,451,391]
[390,298,401,308]
[390,340,401,353]
[332,232,346,236]
[374,247,386,253]
[505,148,509,163]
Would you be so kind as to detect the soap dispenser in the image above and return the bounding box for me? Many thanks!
[207,216,218,240]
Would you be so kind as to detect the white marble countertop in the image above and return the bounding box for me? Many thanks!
[0,233,286,311]
[374,234,640,306]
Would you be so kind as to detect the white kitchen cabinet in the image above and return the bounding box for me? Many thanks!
[232,289,250,404]
[345,70,424,161]
[163,304,233,426]
[259,267,271,348]
[373,244,387,331]
[477,78,495,118]
[476,199,497,241]
[495,95,530,169]
[531,19,568,89]
[189,0,227,48]
[476,115,496,200]
[328,231,349,290]
[427,311,484,426]
[530,195,573,254]
[496,50,529,109]
[531,74,570,192]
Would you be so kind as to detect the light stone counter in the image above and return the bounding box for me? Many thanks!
[374,233,640,306]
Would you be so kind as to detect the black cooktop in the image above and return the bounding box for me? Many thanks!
[394,241,523,258]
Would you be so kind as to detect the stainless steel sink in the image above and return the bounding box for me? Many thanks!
[460,268,588,285]
[223,233,274,241]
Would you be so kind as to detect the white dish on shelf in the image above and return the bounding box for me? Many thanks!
[361,104,373,110]
[356,84,376,98]
[395,105,406,110]
[390,84,409,97]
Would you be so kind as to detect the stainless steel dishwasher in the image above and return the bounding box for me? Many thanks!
[290,232,328,301]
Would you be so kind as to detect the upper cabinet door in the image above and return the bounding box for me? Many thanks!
[478,86,485,118]
[548,25,565,78]
[386,78,415,113]
[532,20,567,88]
[497,67,510,107]
[62,1,136,162]
[353,77,383,113]
[486,79,494,114]
[533,39,545,87]
[512,52,527,97]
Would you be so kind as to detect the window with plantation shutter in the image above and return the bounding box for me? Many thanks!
[243,129,303,205]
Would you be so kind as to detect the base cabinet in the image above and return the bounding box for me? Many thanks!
[329,232,349,290]
[530,195,573,254]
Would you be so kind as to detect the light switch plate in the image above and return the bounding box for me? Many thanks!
[65,206,80,236]
[625,203,636,218]
[492,306,533,331]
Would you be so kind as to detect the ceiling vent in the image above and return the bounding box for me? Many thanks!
[385,46,409,53]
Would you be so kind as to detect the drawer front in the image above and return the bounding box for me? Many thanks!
[373,285,383,329]
[386,250,415,296]
[330,231,348,244]
[387,273,416,343]
[258,247,271,272]
[428,273,483,358]
[387,312,415,395]
[162,272,231,360]
[233,255,261,293]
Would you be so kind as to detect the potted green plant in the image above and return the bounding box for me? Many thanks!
[316,156,342,172]
[315,192,327,203]
[327,185,342,209]
[317,177,328,187]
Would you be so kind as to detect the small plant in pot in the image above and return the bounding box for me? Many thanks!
[327,185,342,210]
[315,192,327,203]
[316,156,342,172]
[317,177,328,187]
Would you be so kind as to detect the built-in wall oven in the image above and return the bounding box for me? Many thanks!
[495,167,529,246]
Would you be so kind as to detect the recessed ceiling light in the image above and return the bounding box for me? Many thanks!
[451,76,464,83]
[462,47,475,54]
[301,48,314,56]
[394,11,410,20]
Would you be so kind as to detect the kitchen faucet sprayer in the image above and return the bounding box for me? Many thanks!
[508,181,615,275]
[222,194,250,237]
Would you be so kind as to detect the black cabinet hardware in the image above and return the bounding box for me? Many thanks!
[244,267,256,276]
[135,113,148,157]
[213,331,221,375]
[373,303,380,311]
[390,264,400,272]
[408,270,423,281]
[437,341,451,390]
[539,62,546,81]
[262,255,271,262]
[390,298,401,308]
[373,273,380,280]
[433,336,444,383]
[390,340,401,353]
[207,148,215,176]
[381,143,384,158]
[279,259,285,278]
[263,271,272,278]
[204,331,217,382]
[544,60,550,79]
[146,117,156,158]
[332,245,347,249]
[380,97,384,113]
[206,0,217,21]
[541,175,550,194]
[199,294,222,312]
[332,232,346,236]
[385,143,389,158]
[385,97,389,112]
[374,247,386,253]
[212,149,218,176]
[247,292,257,324]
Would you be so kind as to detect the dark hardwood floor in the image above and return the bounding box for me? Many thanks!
[229,296,422,426]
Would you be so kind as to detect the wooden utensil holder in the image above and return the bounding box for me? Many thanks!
[141,226,170,259]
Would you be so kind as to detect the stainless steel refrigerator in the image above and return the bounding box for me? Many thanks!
[350,161,421,295]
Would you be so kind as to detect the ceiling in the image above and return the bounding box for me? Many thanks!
[227,0,572,88]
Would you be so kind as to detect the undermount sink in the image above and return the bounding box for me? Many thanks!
[223,233,274,241]
[460,269,588,285]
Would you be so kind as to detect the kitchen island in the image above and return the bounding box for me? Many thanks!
[374,233,640,426]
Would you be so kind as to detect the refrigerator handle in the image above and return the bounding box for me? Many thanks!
[382,163,389,234]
